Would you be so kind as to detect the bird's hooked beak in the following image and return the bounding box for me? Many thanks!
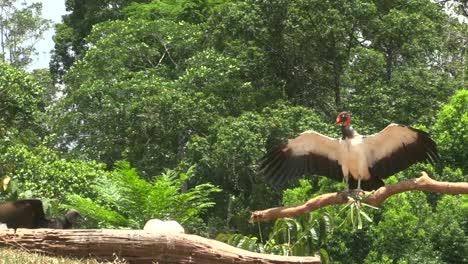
[336,116,342,125]
[336,112,351,126]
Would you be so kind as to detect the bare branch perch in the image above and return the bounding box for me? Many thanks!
[0,229,321,264]
[251,172,468,223]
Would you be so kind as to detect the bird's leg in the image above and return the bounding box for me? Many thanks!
[345,176,350,193]
[352,179,365,201]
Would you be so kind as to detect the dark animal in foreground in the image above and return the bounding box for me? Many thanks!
[259,111,439,191]
[0,199,81,230]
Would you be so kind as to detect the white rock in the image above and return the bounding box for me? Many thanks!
[143,219,185,234]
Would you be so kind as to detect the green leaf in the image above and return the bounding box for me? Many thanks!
[359,209,373,223]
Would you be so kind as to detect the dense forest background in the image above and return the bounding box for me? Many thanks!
[0,0,466,263]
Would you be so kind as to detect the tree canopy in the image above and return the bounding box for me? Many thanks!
[0,1,51,68]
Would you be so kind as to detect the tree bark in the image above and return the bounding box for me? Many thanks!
[0,228,321,264]
[251,172,468,223]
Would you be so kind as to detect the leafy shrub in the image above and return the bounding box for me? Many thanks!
[0,143,106,201]
[433,89,468,172]
[217,215,330,261]
[67,161,221,234]
[217,179,331,261]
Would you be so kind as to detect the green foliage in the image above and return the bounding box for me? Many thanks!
[339,0,455,128]
[126,86,222,176]
[124,0,222,23]
[345,62,456,128]
[67,162,221,234]
[0,1,52,68]
[178,48,278,115]
[433,90,468,172]
[63,18,202,87]
[338,195,378,231]
[186,103,337,234]
[50,0,149,81]
[189,103,335,193]
[216,233,263,252]
[1,0,466,262]
[51,71,222,175]
[217,214,330,258]
[206,0,454,120]
[0,143,106,201]
[369,0,444,61]
[217,181,332,258]
[0,63,45,134]
[30,68,57,107]
[282,179,314,207]
[368,192,436,262]
[431,195,468,263]
[50,17,207,173]
[325,191,441,264]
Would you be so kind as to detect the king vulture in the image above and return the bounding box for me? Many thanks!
[259,112,439,191]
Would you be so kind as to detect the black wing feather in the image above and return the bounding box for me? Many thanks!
[259,131,343,189]
[367,125,439,180]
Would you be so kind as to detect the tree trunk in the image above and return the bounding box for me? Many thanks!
[333,59,342,108]
[385,47,393,82]
[0,229,321,264]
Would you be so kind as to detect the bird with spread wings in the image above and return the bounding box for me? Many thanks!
[259,112,439,191]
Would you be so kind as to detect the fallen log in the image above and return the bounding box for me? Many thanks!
[251,171,468,223]
[0,228,321,264]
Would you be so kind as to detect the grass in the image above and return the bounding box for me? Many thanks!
[0,247,128,264]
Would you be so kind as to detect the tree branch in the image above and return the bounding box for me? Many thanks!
[251,172,468,223]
